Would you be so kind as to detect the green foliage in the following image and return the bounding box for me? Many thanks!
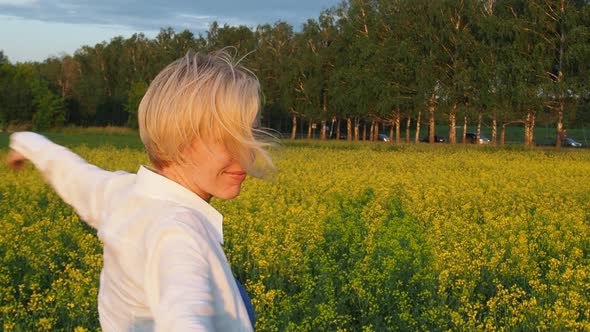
[206,22,256,54]
[1,0,590,139]
[124,81,148,129]
[0,50,7,65]
[31,78,65,131]
[0,63,35,130]
[252,22,298,131]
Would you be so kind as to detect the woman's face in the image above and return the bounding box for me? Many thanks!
[170,140,247,202]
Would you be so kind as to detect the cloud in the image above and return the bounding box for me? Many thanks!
[0,0,339,32]
[0,0,37,6]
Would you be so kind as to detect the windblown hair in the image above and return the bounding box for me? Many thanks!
[138,49,272,175]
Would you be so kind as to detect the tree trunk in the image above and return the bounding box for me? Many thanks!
[529,111,536,146]
[336,118,341,141]
[462,116,468,144]
[354,118,359,141]
[428,95,436,144]
[449,104,457,144]
[415,111,421,143]
[492,113,497,145]
[476,111,482,144]
[321,94,328,140]
[307,120,313,139]
[395,108,401,143]
[347,117,352,141]
[291,114,297,140]
[500,123,506,145]
[555,4,566,147]
[370,120,375,141]
[406,116,411,143]
[329,117,336,140]
[524,112,531,146]
[524,111,536,146]
[389,126,394,144]
[362,123,367,142]
[556,104,564,147]
[374,121,379,141]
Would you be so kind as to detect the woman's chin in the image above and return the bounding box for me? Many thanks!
[215,188,242,200]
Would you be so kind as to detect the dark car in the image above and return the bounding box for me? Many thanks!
[563,137,583,147]
[465,133,490,144]
[420,135,445,143]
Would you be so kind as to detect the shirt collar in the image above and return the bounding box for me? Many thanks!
[135,165,224,244]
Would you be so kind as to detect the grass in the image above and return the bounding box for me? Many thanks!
[0,129,143,150]
[2,125,589,153]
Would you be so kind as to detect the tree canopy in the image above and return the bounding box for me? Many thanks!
[1,0,589,145]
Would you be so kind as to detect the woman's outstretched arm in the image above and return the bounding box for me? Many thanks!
[8,131,124,229]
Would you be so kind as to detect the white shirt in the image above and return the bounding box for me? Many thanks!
[10,132,253,332]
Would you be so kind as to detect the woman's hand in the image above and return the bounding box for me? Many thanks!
[7,149,27,170]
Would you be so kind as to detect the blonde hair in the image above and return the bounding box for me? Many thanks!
[138,49,272,175]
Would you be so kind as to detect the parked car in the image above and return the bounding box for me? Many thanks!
[563,137,583,147]
[420,135,445,143]
[465,133,490,144]
[377,134,391,142]
[330,133,348,140]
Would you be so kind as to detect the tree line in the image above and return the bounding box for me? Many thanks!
[1,0,589,146]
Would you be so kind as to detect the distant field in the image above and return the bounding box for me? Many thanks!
[1,131,590,331]
[2,123,589,146]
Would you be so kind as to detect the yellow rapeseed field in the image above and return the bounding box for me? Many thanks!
[1,139,590,331]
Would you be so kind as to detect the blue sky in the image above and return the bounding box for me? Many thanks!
[0,0,341,63]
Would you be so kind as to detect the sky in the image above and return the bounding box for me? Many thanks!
[0,0,342,63]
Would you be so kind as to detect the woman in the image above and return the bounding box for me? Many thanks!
[7,50,270,331]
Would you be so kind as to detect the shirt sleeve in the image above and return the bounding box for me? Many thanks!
[144,219,216,332]
[9,131,119,229]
